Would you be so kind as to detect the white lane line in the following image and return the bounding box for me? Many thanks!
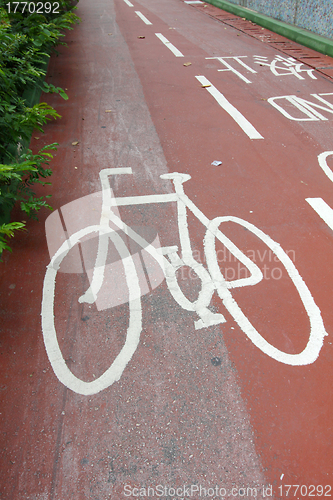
[195,75,264,140]
[135,11,152,25]
[155,33,184,57]
[306,198,333,232]
[123,0,133,6]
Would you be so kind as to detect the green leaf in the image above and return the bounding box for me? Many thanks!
[59,90,68,100]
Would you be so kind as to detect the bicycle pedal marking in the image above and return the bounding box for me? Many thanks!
[160,172,191,183]
[160,245,179,255]
[194,311,227,330]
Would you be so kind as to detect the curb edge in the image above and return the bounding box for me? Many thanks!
[205,0,333,58]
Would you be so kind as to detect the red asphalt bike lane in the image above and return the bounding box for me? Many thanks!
[0,0,333,498]
[115,0,333,487]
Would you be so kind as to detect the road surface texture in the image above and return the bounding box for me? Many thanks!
[0,0,333,498]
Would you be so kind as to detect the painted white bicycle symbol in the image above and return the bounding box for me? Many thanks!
[41,168,327,395]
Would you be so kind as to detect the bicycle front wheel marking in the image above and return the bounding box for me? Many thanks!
[41,225,142,395]
[205,216,327,366]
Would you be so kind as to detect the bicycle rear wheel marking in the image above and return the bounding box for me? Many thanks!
[42,225,142,395]
[205,216,327,365]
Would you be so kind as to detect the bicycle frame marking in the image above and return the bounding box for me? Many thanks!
[42,168,327,395]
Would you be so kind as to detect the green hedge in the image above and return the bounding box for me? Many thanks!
[0,0,80,255]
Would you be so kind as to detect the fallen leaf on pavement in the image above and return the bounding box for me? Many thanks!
[183,62,192,67]
[138,36,145,39]
[72,141,79,146]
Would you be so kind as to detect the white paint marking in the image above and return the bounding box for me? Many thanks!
[296,96,333,118]
[113,193,177,206]
[306,153,333,232]
[42,168,328,395]
[80,169,167,307]
[160,174,226,330]
[206,56,257,84]
[268,95,321,121]
[155,33,184,57]
[205,216,327,366]
[123,0,133,6]
[217,68,252,84]
[306,198,333,232]
[233,56,257,73]
[312,92,333,109]
[195,76,264,139]
[135,11,152,25]
[318,151,333,183]
[268,93,333,121]
[161,173,263,291]
[42,225,142,396]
